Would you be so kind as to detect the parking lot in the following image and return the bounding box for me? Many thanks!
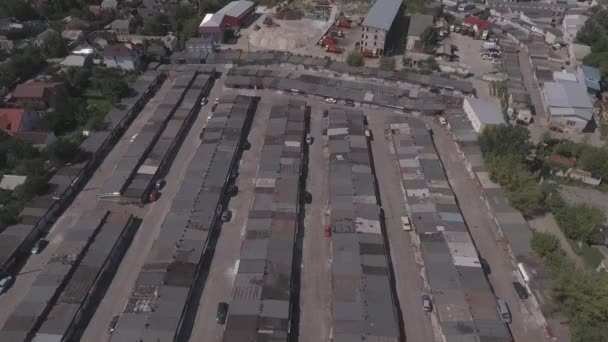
[446,33,500,99]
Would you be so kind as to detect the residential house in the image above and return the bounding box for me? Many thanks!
[101,0,118,9]
[34,29,60,48]
[61,30,85,46]
[139,0,180,21]
[10,82,64,110]
[406,14,434,51]
[0,108,39,133]
[61,54,90,67]
[0,175,28,191]
[360,0,405,56]
[13,131,57,149]
[110,19,133,35]
[0,36,13,51]
[103,44,142,70]
[88,31,118,48]
[542,81,594,132]
[65,17,92,31]
[562,14,587,44]
[577,65,602,94]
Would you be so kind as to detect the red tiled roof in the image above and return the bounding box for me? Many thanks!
[548,154,576,168]
[463,16,492,31]
[12,82,62,99]
[0,108,25,133]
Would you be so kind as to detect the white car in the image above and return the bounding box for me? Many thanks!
[325,97,337,104]
[200,97,208,106]
[439,117,447,125]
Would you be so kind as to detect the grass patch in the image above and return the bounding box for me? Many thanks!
[581,243,604,269]
[600,123,608,141]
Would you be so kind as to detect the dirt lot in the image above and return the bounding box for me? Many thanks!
[228,5,368,60]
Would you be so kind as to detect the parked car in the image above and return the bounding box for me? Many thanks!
[149,188,159,202]
[439,117,447,125]
[221,210,232,222]
[323,109,329,118]
[108,315,119,333]
[0,275,14,294]
[496,298,512,324]
[325,97,337,103]
[155,179,165,190]
[200,97,208,106]
[344,99,354,107]
[324,225,331,238]
[422,294,433,312]
[401,216,411,231]
[512,281,528,299]
[31,239,48,254]
[216,302,229,324]
[479,257,491,274]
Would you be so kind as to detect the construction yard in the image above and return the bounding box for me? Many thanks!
[226,2,369,60]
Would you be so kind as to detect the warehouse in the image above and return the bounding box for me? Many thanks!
[462,97,505,133]
[360,0,404,56]
[199,0,255,43]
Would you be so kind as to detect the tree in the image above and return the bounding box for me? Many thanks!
[0,0,38,21]
[40,96,79,135]
[179,16,202,48]
[13,176,48,201]
[379,56,396,71]
[143,14,170,36]
[420,27,438,54]
[346,52,365,67]
[531,231,560,256]
[50,138,83,165]
[478,125,531,159]
[42,34,68,58]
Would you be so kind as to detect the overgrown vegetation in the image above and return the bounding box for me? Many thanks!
[0,47,46,92]
[480,125,608,341]
[346,52,365,67]
[538,252,608,341]
[420,27,438,54]
[531,231,560,256]
[546,139,608,181]
[577,7,608,77]
[379,56,396,71]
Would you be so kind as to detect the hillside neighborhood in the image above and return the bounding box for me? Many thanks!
[1,0,608,342]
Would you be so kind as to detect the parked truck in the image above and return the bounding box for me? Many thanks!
[362,49,379,58]
[326,44,343,53]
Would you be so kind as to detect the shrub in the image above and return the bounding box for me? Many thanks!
[531,231,560,256]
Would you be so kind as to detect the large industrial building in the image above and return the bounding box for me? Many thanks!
[199,0,256,44]
[360,0,404,56]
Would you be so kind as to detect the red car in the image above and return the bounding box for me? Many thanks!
[149,188,159,202]
[324,225,331,238]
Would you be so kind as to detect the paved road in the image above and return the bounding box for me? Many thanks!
[81,75,227,341]
[0,77,173,332]
[366,110,439,342]
[298,100,332,342]
[188,89,272,342]
[427,118,547,342]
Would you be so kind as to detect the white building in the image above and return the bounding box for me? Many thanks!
[542,81,594,132]
[462,97,506,133]
[562,14,588,44]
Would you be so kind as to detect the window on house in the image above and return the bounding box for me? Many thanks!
[365,42,367,46]
[374,35,377,39]
[374,42,376,46]
[362,34,364,38]
[366,35,368,39]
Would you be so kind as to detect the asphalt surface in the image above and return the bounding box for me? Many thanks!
[187,88,273,342]
[366,110,440,342]
[427,118,547,342]
[0,77,174,333]
[297,100,332,342]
